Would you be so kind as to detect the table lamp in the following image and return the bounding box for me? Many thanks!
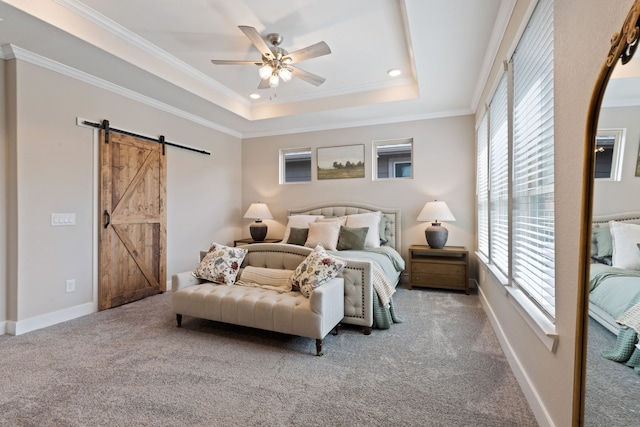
[244,202,273,241]
[417,200,456,249]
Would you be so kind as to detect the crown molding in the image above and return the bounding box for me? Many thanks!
[53,0,247,107]
[2,44,242,138]
[241,107,473,139]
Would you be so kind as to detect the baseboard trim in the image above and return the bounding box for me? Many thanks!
[477,285,554,427]
[7,302,95,336]
[0,320,7,335]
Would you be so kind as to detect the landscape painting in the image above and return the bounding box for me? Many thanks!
[317,144,365,180]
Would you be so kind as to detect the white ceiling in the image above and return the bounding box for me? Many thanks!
[0,0,512,138]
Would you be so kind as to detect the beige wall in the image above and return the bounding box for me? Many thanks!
[594,106,640,215]
[1,59,7,324]
[5,59,242,325]
[474,0,634,426]
[242,115,477,275]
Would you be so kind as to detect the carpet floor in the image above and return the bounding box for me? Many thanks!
[584,317,640,426]
[0,286,537,426]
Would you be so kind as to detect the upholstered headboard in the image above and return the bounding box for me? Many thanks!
[288,201,401,253]
[591,211,640,262]
[592,211,640,227]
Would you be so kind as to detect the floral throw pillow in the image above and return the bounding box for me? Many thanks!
[193,243,248,285]
[292,245,346,298]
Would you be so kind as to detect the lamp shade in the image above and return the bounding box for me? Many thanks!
[244,203,273,242]
[417,201,455,249]
[243,203,273,220]
[417,201,456,223]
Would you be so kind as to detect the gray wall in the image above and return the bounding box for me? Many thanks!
[594,105,640,215]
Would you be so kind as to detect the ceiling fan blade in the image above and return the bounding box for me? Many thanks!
[257,79,270,89]
[211,60,261,65]
[238,25,274,60]
[290,66,326,86]
[286,41,331,63]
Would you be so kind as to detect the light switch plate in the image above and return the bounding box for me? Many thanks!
[51,213,76,226]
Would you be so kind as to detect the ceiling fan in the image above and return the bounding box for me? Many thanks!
[211,26,331,89]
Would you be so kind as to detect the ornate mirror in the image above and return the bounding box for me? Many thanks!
[576,1,640,425]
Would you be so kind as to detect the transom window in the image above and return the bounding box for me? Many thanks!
[373,139,413,180]
[280,148,311,184]
[595,129,625,180]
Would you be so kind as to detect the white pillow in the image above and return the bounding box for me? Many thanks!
[345,211,382,248]
[610,221,640,270]
[282,215,324,243]
[315,216,347,226]
[304,221,341,251]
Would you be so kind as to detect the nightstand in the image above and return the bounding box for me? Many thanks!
[233,238,281,247]
[408,245,469,294]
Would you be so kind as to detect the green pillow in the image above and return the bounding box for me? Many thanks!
[287,227,309,246]
[337,226,369,251]
[593,226,613,258]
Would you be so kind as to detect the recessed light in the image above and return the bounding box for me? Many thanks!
[388,68,402,77]
[249,93,260,100]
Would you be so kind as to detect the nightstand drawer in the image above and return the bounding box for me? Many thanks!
[412,273,466,287]
[412,262,466,276]
[408,245,469,294]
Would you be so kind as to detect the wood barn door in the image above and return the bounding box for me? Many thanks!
[99,129,166,310]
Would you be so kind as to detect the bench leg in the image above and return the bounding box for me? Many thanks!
[176,314,182,327]
[315,339,323,356]
[363,326,372,335]
[332,323,341,336]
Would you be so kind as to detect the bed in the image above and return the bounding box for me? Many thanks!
[589,211,640,369]
[285,202,404,334]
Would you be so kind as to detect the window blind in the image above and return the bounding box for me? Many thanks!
[512,0,555,318]
[477,113,489,257]
[489,74,509,277]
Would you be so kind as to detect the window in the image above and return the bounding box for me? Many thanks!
[476,0,555,319]
[373,139,413,179]
[512,0,554,318]
[477,113,489,257]
[595,129,625,180]
[490,74,509,277]
[280,148,311,184]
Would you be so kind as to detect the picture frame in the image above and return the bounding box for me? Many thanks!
[317,144,365,180]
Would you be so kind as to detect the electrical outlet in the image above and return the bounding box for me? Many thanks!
[65,279,76,293]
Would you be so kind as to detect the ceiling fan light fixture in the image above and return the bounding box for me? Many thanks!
[269,73,280,88]
[278,67,292,82]
[259,64,273,80]
[211,26,331,92]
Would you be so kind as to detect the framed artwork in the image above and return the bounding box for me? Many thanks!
[317,144,365,180]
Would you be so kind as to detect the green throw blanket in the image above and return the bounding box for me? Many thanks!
[372,292,403,329]
[602,327,640,374]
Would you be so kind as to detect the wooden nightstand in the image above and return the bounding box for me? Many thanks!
[408,245,469,294]
[233,238,281,247]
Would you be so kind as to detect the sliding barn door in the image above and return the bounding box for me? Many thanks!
[98,130,166,310]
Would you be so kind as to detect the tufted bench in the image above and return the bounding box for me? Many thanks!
[171,244,345,355]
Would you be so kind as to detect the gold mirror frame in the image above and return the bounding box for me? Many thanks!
[574,1,640,425]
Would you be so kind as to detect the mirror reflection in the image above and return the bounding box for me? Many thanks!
[584,53,640,425]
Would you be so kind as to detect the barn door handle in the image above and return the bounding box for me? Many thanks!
[104,210,111,229]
